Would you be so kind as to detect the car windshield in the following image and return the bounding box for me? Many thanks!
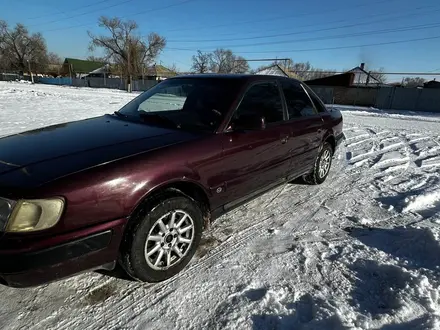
[117,78,241,132]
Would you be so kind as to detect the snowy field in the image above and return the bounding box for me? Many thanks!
[1,81,440,330]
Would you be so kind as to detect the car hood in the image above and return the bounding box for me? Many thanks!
[0,114,201,188]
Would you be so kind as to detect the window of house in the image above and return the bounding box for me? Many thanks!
[281,80,318,119]
[234,82,284,124]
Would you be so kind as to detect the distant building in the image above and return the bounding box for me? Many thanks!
[62,58,106,77]
[424,79,440,89]
[45,64,62,77]
[144,64,177,81]
[304,63,388,87]
[305,72,355,87]
[84,64,111,78]
[255,64,289,77]
[346,63,382,86]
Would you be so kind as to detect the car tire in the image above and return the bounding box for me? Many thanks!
[120,190,203,283]
[302,142,333,185]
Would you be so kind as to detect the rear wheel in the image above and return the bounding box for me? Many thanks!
[120,191,203,282]
[303,142,333,185]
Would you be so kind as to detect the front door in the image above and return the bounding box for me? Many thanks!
[218,81,291,210]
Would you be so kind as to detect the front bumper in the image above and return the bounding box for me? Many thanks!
[0,218,126,288]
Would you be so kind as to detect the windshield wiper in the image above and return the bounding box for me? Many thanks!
[113,111,127,118]
[138,112,180,129]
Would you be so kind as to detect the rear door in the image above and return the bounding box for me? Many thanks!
[219,81,292,209]
[280,80,325,178]
[302,83,343,137]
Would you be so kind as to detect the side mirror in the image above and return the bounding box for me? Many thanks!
[233,114,266,131]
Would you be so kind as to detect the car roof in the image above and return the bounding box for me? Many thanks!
[170,73,300,83]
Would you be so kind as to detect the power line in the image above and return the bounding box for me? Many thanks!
[160,53,189,67]
[40,0,199,33]
[237,58,291,62]
[29,0,135,28]
[119,0,198,19]
[167,35,440,54]
[166,22,440,50]
[173,3,434,39]
[27,0,112,20]
[167,6,440,43]
[162,0,399,33]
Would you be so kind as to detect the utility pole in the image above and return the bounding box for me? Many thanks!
[27,60,34,83]
[127,37,132,93]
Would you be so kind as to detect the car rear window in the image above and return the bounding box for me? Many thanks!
[281,80,317,118]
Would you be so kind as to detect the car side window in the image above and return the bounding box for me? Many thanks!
[281,80,318,119]
[234,82,284,124]
[302,84,327,113]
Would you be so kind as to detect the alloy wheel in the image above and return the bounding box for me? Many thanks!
[318,149,331,178]
[144,210,195,270]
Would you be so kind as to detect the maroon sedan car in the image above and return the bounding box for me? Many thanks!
[0,74,343,287]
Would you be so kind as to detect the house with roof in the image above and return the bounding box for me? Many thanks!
[84,64,112,78]
[305,63,385,87]
[346,63,382,86]
[61,58,107,78]
[255,64,289,77]
[424,79,440,89]
[254,63,301,79]
[305,72,355,87]
[44,64,63,77]
[144,64,177,81]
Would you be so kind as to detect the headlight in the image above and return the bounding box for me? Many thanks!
[3,198,64,233]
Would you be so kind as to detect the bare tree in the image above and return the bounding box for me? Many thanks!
[251,59,293,73]
[290,61,312,79]
[290,62,336,80]
[233,55,249,74]
[191,50,211,73]
[0,20,49,73]
[307,68,337,80]
[209,48,249,73]
[369,67,387,84]
[252,60,335,80]
[209,49,231,73]
[86,55,108,63]
[47,52,62,64]
[168,63,178,73]
[277,59,293,72]
[402,77,426,87]
[88,16,166,87]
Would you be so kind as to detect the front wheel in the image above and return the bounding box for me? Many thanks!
[303,142,333,185]
[120,192,203,282]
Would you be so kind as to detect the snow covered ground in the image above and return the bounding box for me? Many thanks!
[1,81,440,330]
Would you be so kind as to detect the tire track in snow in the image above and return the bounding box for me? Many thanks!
[370,131,440,220]
[345,127,411,179]
[412,137,440,170]
[339,127,440,222]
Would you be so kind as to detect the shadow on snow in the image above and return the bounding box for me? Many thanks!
[347,226,440,272]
